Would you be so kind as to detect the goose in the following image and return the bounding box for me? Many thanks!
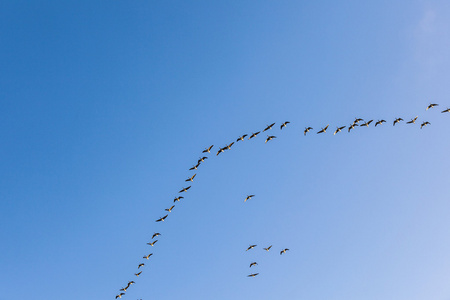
[353,118,364,124]
[236,134,248,142]
[348,123,358,132]
[280,248,289,255]
[165,205,175,212]
[147,240,158,246]
[138,263,144,269]
[152,233,161,239]
[265,135,276,143]
[334,126,346,135]
[247,273,259,277]
[143,253,153,260]
[426,103,439,110]
[246,245,257,251]
[375,120,386,127]
[280,121,290,129]
[120,287,127,292]
[134,271,142,277]
[126,281,135,287]
[442,108,450,113]
[263,123,275,131]
[173,196,183,203]
[185,174,196,182]
[202,145,214,153]
[393,118,403,126]
[178,186,191,193]
[156,215,168,222]
[249,131,261,139]
[420,121,430,129]
[198,157,208,163]
[249,262,258,268]
[263,245,272,251]
[225,142,234,150]
[189,163,200,170]
[116,293,125,299]
[216,147,225,156]
[406,116,418,124]
[317,125,329,134]
[244,195,255,202]
[304,127,313,135]
[359,120,373,127]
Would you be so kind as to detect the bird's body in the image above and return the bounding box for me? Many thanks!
[263,245,272,251]
[179,186,191,193]
[156,215,168,222]
[353,118,363,124]
[420,121,430,129]
[244,195,255,202]
[225,142,234,150]
[152,233,161,239]
[426,103,438,110]
[263,123,275,131]
[247,273,259,277]
[147,240,158,246]
[304,127,313,135]
[406,116,418,124]
[442,108,450,113]
[216,147,225,156]
[138,263,144,269]
[173,196,183,203]
[237,134,248,142]
[280,248,289,255]
[249,131,260,139]
[135,271,142,277]
[202,145,213,153]
[265,135,276,143]
[185,174,196,182]
[393,118,403,126]
[334,126,346,135]
[143,253,153,260]
[246,245,257,251]
[348,123,358,132]
[360,120,373,127]
[189,163,200,170]
[317,125,329,134]
[375,120,386,127]
[249,262,258,268]
[165,205,175,212]
[198,157,208,163]
[116,293,125,299]
[280,121,290,129]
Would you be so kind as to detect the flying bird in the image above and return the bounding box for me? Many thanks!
[353,118,364,124]
[263,245,272,251]
[179,186,191,193]
[189,163,200,170]
[280,121,290,129]
[334,126,346,135]
[165,205,175,212]
[280,248,289,255]
[198,157,208,163]
[304,127,313,136]
[147,240,158,246]
[152,233,161,239]
[120,287,128,292]
[216,147,225,156]
[225,142,234,150]
[156,215,168,222]
[265,135,276,143]
[236,134,248,142]
[246,245,257,251]
[393,118,403,126]
[249,131,261,139]
[441,108,450,113]
[348,123,358,132]
[406,116,418,124]
[126,281,135,287]
[143,253,153,260]
[138,263,145,269]
[247,273,259,277]
[426,103,439,110]
[116,293,125,299]
[202,145,213,153]
[249,262,258,268]
[244,195,255,202]
[185,174,196,182]
[263,123,275,131]
[135,271,142,277]
[173,196,183,203]
[420,121,430,129]
[317,125,329,134]
[375,120,386,127]
[359,120,373,127]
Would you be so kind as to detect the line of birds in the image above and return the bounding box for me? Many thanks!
[115,103,448,298]
[245,244,290,277]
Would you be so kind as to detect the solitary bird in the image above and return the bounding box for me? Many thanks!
[138,263,144,269]
[116,293,125,299]
[246,245,257,251]
[152,232,161,239]
[249,262,258,268]
[406,116,418,124]
[263,245,272,251]
[147,240,158,246]
[202,145,214,153]
[426,103,439,110]
[304,127,313,136]
[189,163,200,170]
[143,253,153,260]
[348,123,358,132]
[280,248,289,255]
[359,120,373,127]
[179,186,191,193]
[334,126,346,135]
[156,215,168,222]
[236,134,248,142]
[420,121,430,129]
[173,196,183,203]
[247,273,259,277]
[185,174,196,182]
[244,195,255,202]
[317,125,329,134]
[263,123,275,131]
[393,118,404,126]
[280,121,290,130]
[265,135,276,143]
[375,120,386,127]
[165,205,175,212]
[249,131,261,139]
[441,108,450,113]
[135,271,142,277]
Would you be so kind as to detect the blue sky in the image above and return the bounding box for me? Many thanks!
[1,1,450,299]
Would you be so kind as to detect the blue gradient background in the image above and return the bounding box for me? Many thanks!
[1,1,450,299]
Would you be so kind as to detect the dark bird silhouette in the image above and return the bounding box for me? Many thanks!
[143,253,153,260]
[393,118,404,126]
[263,245,272,251]
[359,120,373,127]
[185,174,196,182]
[249,131,261,139]
[317,125,329,134]
[353,118,364,124]
[280,121,290,130]
[198,157,208,163]
[375,120,386,127]
[189,163,200,170]
[156,215,168,222]
[426,103,439,110]
[202,145,213,153]
[420,121,430,129]
[304,127,313,136]
[348,123,358,132]
[179,186,191,193]
[265,135,276,143]
[152,233,161,239]
[225,142,234,150]
[236,134,248,142]
[244,195,255,202]
[441,108,450,113]
[165,205,175,212]
[216,147,225,156]
[135,271,142,277]
[116,293,125,299]
[263,123,275,131]
[173,196,183,203]
[147,240,158,246]
[247,273,259,277]
[249,262,258,268]
[246,245,257,251]
[120,287,128,292]
[406,116,418,124]
[334,126,346,135]
[280,248,289,255]
[126,281,135,288]
[138,263,144,269]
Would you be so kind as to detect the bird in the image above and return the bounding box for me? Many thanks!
[216,147,225,156]
[426,103,439,110]
[441,108,450,113]
[189,163,200,170]
[165,205,175,212]
[152,233,161,239]
[348,123,358,132]
[244,195,255,202]
[198,157,208,163]
[420,121,430,129]
[178,186,191,193]
[280,248,289,255]
[116,293,125,299]
[375,120,386,127]
[353,118,364,124]
[247,273,259,277]
[334,126,346,135]
[246,245,257,251]
[120,287,127,292]
[126,281,135,287]
[265,135,276,143]
[280,121,290,129]
[359,120,373,127]
[304,127,313,136]
[173,196,183,203]
[393,118,403,126]
[143,253,153,260]
[406,116,418,124]
[249,131,261,139]
[138,263,144,269]
[225,142,234,150]
[249,262,258,268]
[263,245,272,251]
[147,240,158,246]
[202,145,213,153]
[156,215,168,222]
[135,271,142,277]
[263,123,275,131]
[185,174,196,182]
[236,134,248,142]
[317,125,329,134]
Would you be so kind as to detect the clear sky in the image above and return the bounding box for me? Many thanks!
[1,1,450,299]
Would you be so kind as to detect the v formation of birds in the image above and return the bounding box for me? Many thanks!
[115,103,447,299]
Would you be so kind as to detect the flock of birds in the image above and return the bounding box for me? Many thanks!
[114,103,448,299]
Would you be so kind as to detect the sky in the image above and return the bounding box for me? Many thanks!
[1,1,450,299]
